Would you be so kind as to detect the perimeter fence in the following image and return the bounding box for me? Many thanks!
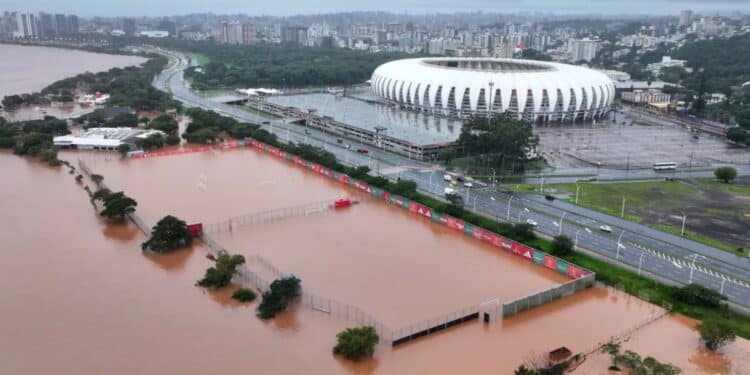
[203,200,337,234]
[502,273,596,318]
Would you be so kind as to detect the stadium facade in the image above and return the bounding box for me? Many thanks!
[371,58,615,123]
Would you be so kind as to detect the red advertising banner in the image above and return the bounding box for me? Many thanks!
[543,255,557,270]
[266,146,284,159]
[292,155,306,167]
[511,243,534,261]
[499,237,513,253]
[319,167,332,178]
[567,265,584,279]
[409,202,432,218]
[251,140,264,150]
[445,216,465,231]
[383,191,391,202]
[338,174,350,185]
[353,180,371,193]
[474,228,502,247]
[219,140,238,149]
[310,163,322,173]
[391,195,404,206]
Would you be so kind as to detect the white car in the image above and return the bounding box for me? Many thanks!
[444,187,456,195]
[463,181,473,188]
[526,219,538,227]
[599,225,612,233]
[443,174,453,182]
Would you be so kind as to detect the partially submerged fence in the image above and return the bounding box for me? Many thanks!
[202,200,338,234]
[78,158,151,235]
[391,306,479,346]
[502,273,596,318]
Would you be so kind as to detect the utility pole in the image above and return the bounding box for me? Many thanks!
[621,196,626,218]
[681,212,687,236]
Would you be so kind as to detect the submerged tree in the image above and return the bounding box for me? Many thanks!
[141,215,192,253]
[98,191,137,221]
[196,254,246,289]
[333,326,379,361]
[256,276,302,319]
[698,320,736,351]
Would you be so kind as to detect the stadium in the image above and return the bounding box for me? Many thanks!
[370,57,615,123]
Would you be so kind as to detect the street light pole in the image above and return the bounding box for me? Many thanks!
[507,195,514,221]
[559,212,567,236]
[621,196,626,218]
[638,252,645,276]
[574,229,581,251]
[575,184,582,205]
[616,230,626,260]
[681,212,687,236]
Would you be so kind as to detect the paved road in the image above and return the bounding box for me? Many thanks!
[152,48,750,307]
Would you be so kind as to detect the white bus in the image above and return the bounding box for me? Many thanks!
[653,162,677,171]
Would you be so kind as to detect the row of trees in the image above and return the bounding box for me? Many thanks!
[0,116,67,166]
[153,40,412,89]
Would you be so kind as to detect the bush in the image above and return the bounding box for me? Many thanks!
[165,133,180,146]
[142,215,193,253]
[714,166,737,183]
[699,320,736,351]
[332,326,379,361]
[256,276,301,319]
[513,223,537,242]
[196,254,246,289]
[672,284,726,308]
[551,235,574,257]
[231,288,257,303]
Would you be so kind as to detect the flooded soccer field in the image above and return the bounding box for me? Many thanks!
[3,149,748,374]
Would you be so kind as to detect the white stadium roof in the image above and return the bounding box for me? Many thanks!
[371,58,614,123]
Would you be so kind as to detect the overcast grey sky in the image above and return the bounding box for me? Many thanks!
[3,0,749,17]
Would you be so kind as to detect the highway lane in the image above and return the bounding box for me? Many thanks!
[151,48,750,307]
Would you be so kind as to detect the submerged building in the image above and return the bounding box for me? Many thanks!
[370,57,614,123]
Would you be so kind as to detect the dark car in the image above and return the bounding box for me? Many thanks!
[545,195,555,201]
[356,148,369,154]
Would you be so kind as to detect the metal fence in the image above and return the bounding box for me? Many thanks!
[580,305,669,357]
[300,292,393,342]
[202,200,337,234]
[78,158,151,235]
[390,305,479,346]
[502,273,596,318]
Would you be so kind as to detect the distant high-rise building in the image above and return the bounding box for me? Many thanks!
[54,14,67,35]
[157,19,176,36]
[123,18,136,36]
[241,23,255,45]
[281,26,308,45]
[67,14,79,34]
[567,38,599,62]
[679,10,694,27]
[15,12,37,38]
[38,12,54,37]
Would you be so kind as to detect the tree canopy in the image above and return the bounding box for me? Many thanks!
[154,40,413,89]
[256,276,302,319]
[196,254,246,289]
[457,113,538,173]
[96,190,138,221]
[141,215,192,253]
[332,326,379,361]
[714,167,737,183]
[698,320,736,351]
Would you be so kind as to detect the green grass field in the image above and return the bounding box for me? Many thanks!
[502,179,750,255]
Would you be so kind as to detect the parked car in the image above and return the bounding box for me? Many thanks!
[463,181,473,188]
[444,187,456,195]
[456,176,465,182]
[526,219,538,227]
[443,174,453,181]
[599,225,612,233]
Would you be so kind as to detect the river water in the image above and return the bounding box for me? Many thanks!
[0,44,147,98]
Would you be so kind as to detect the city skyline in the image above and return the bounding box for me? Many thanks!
[2,0,749,17]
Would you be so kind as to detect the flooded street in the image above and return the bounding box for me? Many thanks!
[0,44,147,98]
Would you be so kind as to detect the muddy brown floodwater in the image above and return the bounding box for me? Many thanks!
[3,148,748,374]
[0,44,147,98]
